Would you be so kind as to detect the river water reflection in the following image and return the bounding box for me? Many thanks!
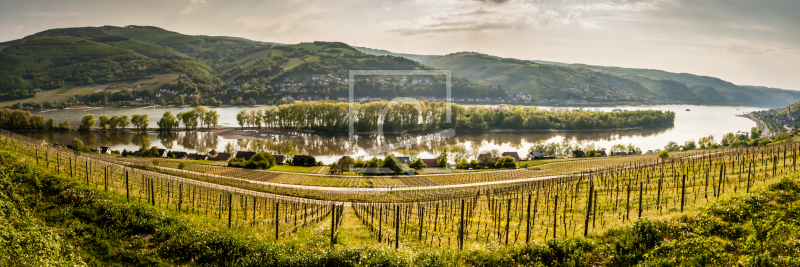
[21,104,764,164]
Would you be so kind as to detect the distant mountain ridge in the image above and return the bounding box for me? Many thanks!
[1,25,797,108]
[356,48,800,107]
[0,26,502,104]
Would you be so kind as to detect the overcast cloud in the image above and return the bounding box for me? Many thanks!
[1,0,799,90]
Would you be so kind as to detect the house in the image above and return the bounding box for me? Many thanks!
[645,150,655,155]
[133,151,142,157]
[477,153,490,162]
[614,152,628,156]
[597,151,608,157]
[171,151,189,159]
[421,159,438,168]
[157,148,168,157]
[187,153,205,160]
[235,151,257,161]
[528,151,548,159]
[99,146,111,154]
[66,145,73,150]
[569,150,586,158]
[502,152,520,160]
[398,157,411,164]
[274,155,285,164]
[210,152,231,161]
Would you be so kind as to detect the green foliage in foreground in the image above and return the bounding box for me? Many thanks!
[1,144,800,266]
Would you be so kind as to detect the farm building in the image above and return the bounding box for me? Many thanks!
[421,159,438,168]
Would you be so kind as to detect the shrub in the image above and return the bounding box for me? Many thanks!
[494,156,516,169]
[229,152,275,169]
[409,158,426,170]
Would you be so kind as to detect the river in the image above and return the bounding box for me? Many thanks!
[21,104,764,164]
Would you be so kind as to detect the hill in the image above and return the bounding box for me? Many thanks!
[355,48,800,107]
[0,26,499,104]
[421,52,661,102]
[569,64,800,107]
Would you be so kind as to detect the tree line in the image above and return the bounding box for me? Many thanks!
[232,101,675,133]
[0,108,69,131]
[157,106,220,131]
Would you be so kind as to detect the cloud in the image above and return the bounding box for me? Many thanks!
[730,24,775,31]
[474,0,512,4]
[26,12,84,18]
[180,0,209,15]
[233,7,326,35]
[574,0,674,12]
[382,1,589,36]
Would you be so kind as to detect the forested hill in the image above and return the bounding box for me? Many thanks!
[417,52,800,107]
[569,64,800,107]
[420,52,661,103]
[353,48,800,107]
[0,26,500,103]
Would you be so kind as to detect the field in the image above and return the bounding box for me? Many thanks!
[2,128,800,266]
[0,74,180,107]
[269,165,315,173]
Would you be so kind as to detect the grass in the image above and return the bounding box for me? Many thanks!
[56,82,76,94]
[269,165,315,173]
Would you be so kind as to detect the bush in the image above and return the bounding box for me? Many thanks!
[409,158,426,170]
[229,152,275,169]
[494,156,516,169]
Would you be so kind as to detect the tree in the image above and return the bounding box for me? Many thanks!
[658,150,669,161]
[109,115,121,130]
[683,140,697,151]
[79,114,96,131]
[248,98,256,105]
[664,141,680,152]
[177,110,199,130]
[610,144,626,154]
[409,158,426,170]
[382,155,407,174]
[118,115,131,129]
[71,138,84,151]
[158,111,179,131]
[175,95,185,106]
[750,127,760,139]
[131,114,149,130]
[191,95,202,106]
[236,110,248,129]
[98,114,111,130]
[225,142,236,154]
[436,146,449,167]
[449,144,470,163]
[204,109,219,128]
[194,106,208,128]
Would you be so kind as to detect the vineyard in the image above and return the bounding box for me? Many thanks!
[2,127,798,252]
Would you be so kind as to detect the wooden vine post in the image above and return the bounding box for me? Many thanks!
[459,199,465,250]
[125,170,129,202]
[552,195,558,239]
[395,205,400,250]
[680,175,686,212]
[584,185,593,237]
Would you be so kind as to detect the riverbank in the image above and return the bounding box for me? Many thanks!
[737,113,771,138]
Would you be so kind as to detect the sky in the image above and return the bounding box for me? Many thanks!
[1,0,799,90]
